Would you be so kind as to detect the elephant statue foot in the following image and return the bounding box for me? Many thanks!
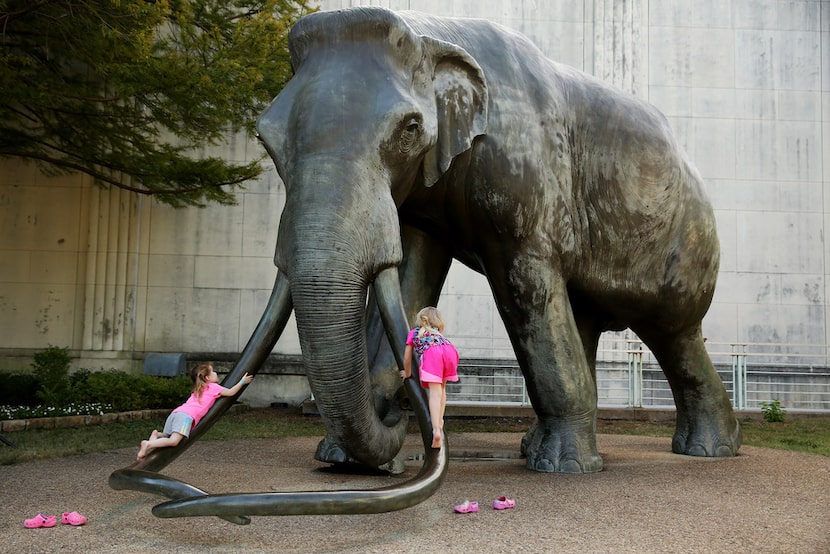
[520,411,603,474]
[672,409,742,457]
[315,435,407,475]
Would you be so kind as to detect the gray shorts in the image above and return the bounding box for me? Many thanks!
[162,412,194,438]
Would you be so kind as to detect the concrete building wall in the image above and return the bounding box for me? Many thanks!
[0,0,827,377]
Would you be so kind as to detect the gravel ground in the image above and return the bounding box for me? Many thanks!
[1,433,828,553]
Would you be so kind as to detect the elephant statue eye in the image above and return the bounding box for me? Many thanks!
[398,117,421,153]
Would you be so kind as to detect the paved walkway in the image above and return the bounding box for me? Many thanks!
[1,433,828,553]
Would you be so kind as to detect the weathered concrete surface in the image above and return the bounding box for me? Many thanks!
[1,433,828,553]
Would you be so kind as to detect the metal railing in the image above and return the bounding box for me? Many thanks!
[448,339,830,413]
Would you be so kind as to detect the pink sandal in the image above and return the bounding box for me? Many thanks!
[24,514,57,529]
[453,500,479,513]
[493,496,516,510]
[62,511,88,526]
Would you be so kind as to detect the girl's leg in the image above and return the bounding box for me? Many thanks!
[437,346,457,436]
[439,381,448,425]
[138,432,185,460]
[427,382,444,448]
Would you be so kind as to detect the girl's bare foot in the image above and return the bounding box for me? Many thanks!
[137,440,153,460]
[431,431,442,449]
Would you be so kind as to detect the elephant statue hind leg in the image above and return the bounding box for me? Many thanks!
[642,329,742,457]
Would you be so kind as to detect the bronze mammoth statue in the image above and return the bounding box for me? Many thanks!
[111,6,741,520]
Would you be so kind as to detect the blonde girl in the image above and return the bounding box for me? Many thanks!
[137,363,253,460]
[401,307,459,448]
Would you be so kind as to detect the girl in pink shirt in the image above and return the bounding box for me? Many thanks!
[400,307,459,449]
[137,363,253,460]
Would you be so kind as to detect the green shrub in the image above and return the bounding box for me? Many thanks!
[2,364,196,420]
[70,370,192,412]
[760,399,787,423]
[72,370,143,411]
[32,345,72,407]
[135,375,193,409]
[69,368,92,388]
[0,373,39,406]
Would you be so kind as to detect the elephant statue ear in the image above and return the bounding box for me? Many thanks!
[420,37,488,187]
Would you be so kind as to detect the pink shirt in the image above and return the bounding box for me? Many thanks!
[172,382,225,426]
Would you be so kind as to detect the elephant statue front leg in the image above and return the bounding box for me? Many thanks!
[489,258,603,473]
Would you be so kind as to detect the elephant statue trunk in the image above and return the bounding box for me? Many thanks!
[274,156,409,467]
[289,260,408,467]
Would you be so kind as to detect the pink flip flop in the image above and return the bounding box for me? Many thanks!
[492,496,516,510]
[61,511,88,526]
[453,500,479,513]
[24,514,57,529]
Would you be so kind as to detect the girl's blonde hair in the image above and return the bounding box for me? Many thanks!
[415,306,445,338]
[189,363,214,399]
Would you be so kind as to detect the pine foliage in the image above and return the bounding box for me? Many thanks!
[0,0,313,206]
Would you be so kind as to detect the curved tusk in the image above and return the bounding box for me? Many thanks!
[109,469,250,525]
[112,266,448,520]
[110,273,292,476]
[152,432,447,518]
[373,266,433,448]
